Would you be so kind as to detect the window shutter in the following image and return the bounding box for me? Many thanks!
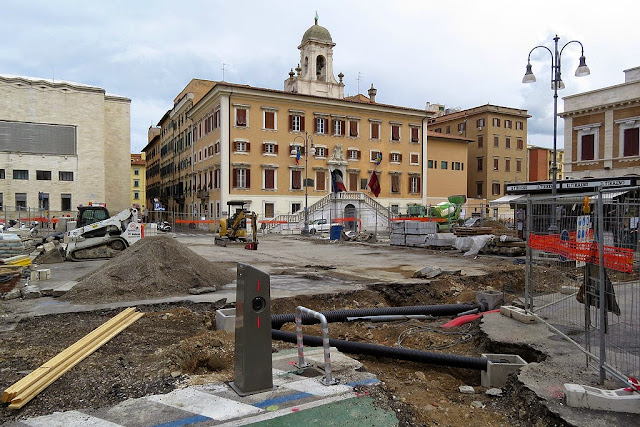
[314,118,319,132]
[232,169,238,188]
[233,141,237,151]
[246,169,251,188]
[289,114,293,131]
[399,153,403,162]
[246,142,251,152]
[389,153,393,162]
[274,144,279,154]
[340,120,345,136]
[262,143,266,153]
[417,177,421,193]
[350,121,357,137]
[582,135,595,160]
[301,116,305,132]
[357,150,361,159]
[624,128,639,156]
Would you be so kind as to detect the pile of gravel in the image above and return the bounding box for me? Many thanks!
[62,236,234,304]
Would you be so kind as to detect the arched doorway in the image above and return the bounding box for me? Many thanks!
[344,204,357,232]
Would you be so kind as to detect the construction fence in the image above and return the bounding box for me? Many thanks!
[524,188,639,386]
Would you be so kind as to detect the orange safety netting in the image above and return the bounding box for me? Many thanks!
[528,233,633,273]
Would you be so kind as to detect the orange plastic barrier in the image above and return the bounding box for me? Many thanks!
[175,219,217,224]
[258,220,288,224]
[390,217,447,222]
[528,233,633,273]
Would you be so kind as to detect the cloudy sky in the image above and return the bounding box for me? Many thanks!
[2,1,638,153]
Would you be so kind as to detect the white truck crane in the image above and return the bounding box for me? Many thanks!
[65,208,142,261]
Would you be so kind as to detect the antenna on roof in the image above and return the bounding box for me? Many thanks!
[222,63,227,82]
[357,72,363,94]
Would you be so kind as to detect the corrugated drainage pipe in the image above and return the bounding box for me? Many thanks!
[271,303,478,330]
[272,329,488,371]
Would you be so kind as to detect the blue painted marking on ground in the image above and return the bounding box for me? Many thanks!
[254,392,313,408]
[152,414,211,427]
[346,378,380,387]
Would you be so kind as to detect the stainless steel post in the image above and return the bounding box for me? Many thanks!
[596,189,606,384]
[294,306,338,385]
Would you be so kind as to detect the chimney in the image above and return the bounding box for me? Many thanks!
[368,84,377,103]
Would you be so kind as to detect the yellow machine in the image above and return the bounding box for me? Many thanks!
[216,201,258,249]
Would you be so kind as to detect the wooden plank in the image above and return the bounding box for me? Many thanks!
[8,312,144,409]
[2,308,137,403]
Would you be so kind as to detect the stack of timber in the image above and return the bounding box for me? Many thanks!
[480,235,526,256]
[454,226,493,237]
[2,307,143,409]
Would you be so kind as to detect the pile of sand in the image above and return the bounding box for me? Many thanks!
[62,236,235,304]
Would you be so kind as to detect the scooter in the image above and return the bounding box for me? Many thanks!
[157,221,172,232]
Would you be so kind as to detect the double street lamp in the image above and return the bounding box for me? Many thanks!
[291,131,315,234]
[522,35,590,232]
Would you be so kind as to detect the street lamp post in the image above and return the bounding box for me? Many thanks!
[292,131,315,234]
[522,35,590,232]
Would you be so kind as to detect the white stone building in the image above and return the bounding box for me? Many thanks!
[0,75,131,215]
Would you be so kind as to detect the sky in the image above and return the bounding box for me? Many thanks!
[2,1,639,153]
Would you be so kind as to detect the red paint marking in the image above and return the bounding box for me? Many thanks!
[257,279,260,292]
[257,315,260,329]
[289,361,296,365]
[291,408,299,412]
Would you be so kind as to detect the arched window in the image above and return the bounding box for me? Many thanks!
[316,55,326,81]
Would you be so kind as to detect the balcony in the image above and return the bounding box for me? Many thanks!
[196,189,209,199]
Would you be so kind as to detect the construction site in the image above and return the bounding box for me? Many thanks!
[0,191,639,426]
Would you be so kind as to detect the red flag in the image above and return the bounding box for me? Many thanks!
[368,171,380,197]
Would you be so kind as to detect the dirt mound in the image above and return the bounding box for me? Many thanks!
[62,236,234,304]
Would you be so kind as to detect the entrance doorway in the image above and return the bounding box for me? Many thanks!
[344,204,357,232]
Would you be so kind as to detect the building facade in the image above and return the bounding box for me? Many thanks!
[144,19,473,223]
[560,66,640,179]
[130,153,146,211]
[0,74,131,214]
[528,146,564,181]
[428,104,530,201]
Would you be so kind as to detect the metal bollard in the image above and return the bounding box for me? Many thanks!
[295,306,338,386]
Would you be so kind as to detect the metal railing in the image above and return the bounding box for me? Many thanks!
[524,188,640,386]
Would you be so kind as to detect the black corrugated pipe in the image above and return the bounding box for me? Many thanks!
[272,329,488,371]
[271,303,478,330]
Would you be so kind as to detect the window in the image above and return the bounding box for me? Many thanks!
[360,178,368,190]
[505,120,512,129]
[410,127,419,143]
[478,135,484,148]
[214,169,220,189]
[59,171,74,181]
[348,120,359,137]
[505,137,511,149]
[477,157,483,171]
[292,203,301,213]
[134,192,140,200]
[454,162,462,170]
[291,169,302,190]
[409,176,420,193]
[516,121,523,130]
[370,121,380,140]
[61,194,72,211]
[263,142,277,155]
[441,161,448,169]
[289,113,305,132]
[348,172,358,191]
[236,108,247,127]
[391,124,400,141]
[348,149,361,160]
[516,158,522,172]
[232,168,250,189]
[391,174,400,193]
[390,152,401,163]
[434,128,442,133]
[332,118,344,136]
[623,128,639,157]
[445,126,451,134]
[264,110,276,130]
[476,118,485,128]
[134,169,140,176]
[134,180,140,188]
[581,134,595,160]
[215,141,220,154]
[315,146,327,157]
[370,150,382,163]
[264,169,276,190]
[493,135,499,148]
[410,153,419,165]
[457,122,466,133]
[492,182,501,196]
[516,138,524,150]
[15,193,27,210]
[214,109,221,129]
[0,193,3,211]
[391,205,399,214]
[234,140,249,152]
[316,117,327,134]
[493,118,501,127]
[476,182,483,197]
[13,170,28,180]
[427,160,434,168]
[316,170,326,191]
[264,203,275,218]
[493,157,499,171]
[0,169,4,179]
[505,158,511,172]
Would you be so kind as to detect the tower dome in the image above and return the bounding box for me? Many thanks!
[301,16,333,44]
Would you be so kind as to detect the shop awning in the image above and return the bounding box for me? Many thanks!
[489,194,525,206]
